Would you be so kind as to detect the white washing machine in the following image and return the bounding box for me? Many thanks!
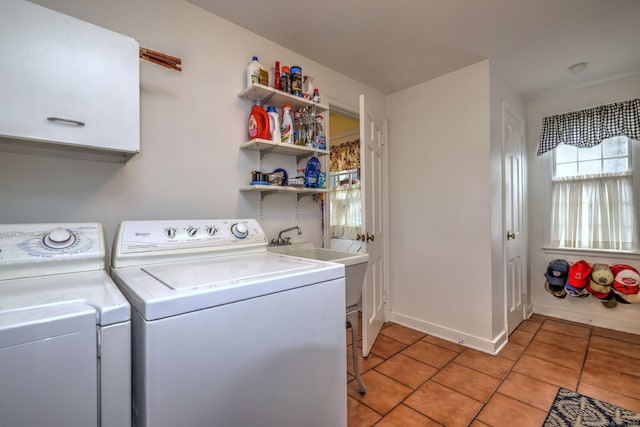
[0,222,131,427]
[110,219,347,427]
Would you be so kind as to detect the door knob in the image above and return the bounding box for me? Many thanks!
[356,234,365,242]
[506,231,516,240]
[366,233,375,242]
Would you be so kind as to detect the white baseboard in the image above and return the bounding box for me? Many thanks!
[388,312,508,355]
[532,303,640,335]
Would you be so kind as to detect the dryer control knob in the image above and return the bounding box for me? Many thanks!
[165,227,177,239]
[206,226,218,236]
[43,228,76,249]
[186,227,198,237]
[231,223,249,239]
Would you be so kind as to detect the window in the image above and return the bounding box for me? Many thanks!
[329,169,361,240]
[551,136,635,251]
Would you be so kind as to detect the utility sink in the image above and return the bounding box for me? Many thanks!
[268,243,369,309]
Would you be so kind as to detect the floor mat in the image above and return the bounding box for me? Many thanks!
[544,388,640,427]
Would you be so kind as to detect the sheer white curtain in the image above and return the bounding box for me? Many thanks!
[551,172,633,250]
[329,183,361,240]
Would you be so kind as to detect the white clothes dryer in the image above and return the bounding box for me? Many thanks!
[0,222,131,427]
[110,219,347,427]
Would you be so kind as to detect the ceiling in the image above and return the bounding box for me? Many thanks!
[188,0,640,99]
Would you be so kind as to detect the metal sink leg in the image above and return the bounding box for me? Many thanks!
[346,308,366,395]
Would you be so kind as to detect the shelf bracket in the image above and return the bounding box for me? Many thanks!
[260,190,278,201]
[259,146,277,161]
[297,192,320,202]
[260,91,275,105]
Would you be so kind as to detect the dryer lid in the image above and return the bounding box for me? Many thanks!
[0,270,130,326]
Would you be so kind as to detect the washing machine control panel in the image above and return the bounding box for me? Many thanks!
[0,223,105,280]
[113,219,268,264]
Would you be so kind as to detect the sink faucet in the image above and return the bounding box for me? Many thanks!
[271,226,302,246]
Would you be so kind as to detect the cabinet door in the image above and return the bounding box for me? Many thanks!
[0,0,139,154]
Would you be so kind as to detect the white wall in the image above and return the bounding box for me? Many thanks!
[0,0,386,258]
[527,73,640,334]
[386,60,525,353]
[387,61,496,351]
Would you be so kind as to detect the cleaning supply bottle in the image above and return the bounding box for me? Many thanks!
[248,100,269,140]
[280,66,290,94]
[293,109,302,145]
[274,61,280,90]
[246,56,263,88]
[290,65,303,96]
[280,105,293,143]
[304,156,321,188]
[314,114,326,150]
[267,106,281,143]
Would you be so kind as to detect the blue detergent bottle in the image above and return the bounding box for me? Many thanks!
[304,156,321,188]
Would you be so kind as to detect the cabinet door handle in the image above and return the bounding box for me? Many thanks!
[47,116,85,127]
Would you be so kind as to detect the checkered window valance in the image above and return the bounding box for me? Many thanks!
[537,98,640,156]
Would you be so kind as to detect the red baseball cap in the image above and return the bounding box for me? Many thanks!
[611,264,640,295]
[567,260,592,289]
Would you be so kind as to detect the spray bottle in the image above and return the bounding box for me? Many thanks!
[281,105,293,144]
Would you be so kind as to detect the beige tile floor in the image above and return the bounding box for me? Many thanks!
[347,314,640,426]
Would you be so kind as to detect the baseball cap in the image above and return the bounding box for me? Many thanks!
[611,264,640,295]
[544,259,570,287]
[567,260,592,289]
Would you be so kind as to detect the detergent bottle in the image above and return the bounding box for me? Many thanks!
[267,106,281,142]
[304,156,321,188]
[248,100,269,140]
[280,105,293,143]
[246,56,262,88]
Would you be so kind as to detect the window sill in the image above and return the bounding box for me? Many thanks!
[542,246,640,261]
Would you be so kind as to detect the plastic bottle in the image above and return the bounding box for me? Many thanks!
[314,114,326,150]
[280,66,290,94]
[248,100,270,140]
[274,61,280,90]
[290,66,303,96]
[303,75,314,99]
[313,88,320,103]
[246,56,262,88]
[280,105,293,144]
[293,109,302,145]
[266,106,281,142]
[305,156,321,188]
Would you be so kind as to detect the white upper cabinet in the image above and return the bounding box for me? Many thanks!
[0,0,140,162]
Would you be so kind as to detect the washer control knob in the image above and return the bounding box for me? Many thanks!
[165,227,177,239]
[186,227,198,237]
[206,226,218,236]
[231,223,249,239]
[43,228,76,249]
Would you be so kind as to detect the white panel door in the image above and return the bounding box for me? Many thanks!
[360,95,386,357]
[504,103,526,334]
